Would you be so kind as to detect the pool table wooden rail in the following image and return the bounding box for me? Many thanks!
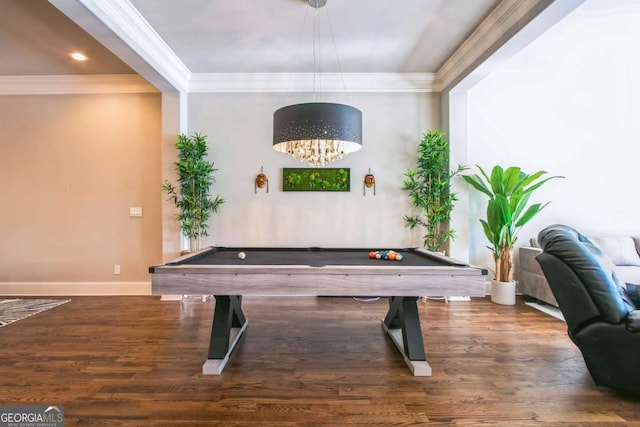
[150,247,487,297]
[150,268,485,297]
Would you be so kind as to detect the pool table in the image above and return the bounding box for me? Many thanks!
[149,247,487,376]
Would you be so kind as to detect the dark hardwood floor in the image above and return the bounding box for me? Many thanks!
[0,295,639,426]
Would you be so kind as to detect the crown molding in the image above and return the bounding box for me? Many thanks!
[189,73,436,93]
[435,0,553,91]
[0,74,158,95]
[0,73,433,95]
[74,0,191,92]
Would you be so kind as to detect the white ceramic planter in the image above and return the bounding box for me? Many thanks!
[491,279,516,305]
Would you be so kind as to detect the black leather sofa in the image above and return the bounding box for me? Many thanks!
[536,224,640,395]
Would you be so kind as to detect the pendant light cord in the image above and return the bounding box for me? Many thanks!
[325,6,349,104]
[307,1,349,103]
[287,7,310,93]
[312,4,320,101]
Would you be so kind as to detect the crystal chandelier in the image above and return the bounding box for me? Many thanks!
[272,0,362,167]
[274,139,345,167]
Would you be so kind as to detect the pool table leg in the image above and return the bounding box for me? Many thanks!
[202,295,248,375]
[381,296,432,376]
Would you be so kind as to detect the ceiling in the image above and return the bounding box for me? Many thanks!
[0,0,499,79]
[10,0,632,95]
[127,0,499,74]
[0,0,133,75]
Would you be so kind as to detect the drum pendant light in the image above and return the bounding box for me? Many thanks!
[272,0,362,167]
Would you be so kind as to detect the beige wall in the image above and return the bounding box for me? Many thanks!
[189,91,440,248]
[0,93,162,294]
[0,89,439,294]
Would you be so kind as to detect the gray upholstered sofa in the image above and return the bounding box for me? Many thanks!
[518,234,640,306]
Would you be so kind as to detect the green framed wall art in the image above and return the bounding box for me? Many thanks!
[283,168,350,192]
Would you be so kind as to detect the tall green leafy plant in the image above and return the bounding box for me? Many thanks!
[461,165,562,282]
[162,133,224,251]
[403,130,467,252]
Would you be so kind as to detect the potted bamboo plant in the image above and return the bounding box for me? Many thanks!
[162,133,224,252]
[403,130,467,253]
[461,165,562,305]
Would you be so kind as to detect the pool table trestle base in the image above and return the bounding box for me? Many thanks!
[382,296,432,376]
[202,323,248,375]
[381,322,432,376]
[203,295,248,375]
[201,294,433,376]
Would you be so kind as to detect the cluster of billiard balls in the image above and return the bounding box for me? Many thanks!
[368,250,403,261]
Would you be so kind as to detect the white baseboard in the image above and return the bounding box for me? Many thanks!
[0,281,151,296]
[524,301,565,321]
[447,296,471,302]
[160,295,184,301]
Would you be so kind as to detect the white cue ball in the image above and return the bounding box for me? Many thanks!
[237,251,246,259]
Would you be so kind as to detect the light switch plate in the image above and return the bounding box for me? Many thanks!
[129,207,143,217]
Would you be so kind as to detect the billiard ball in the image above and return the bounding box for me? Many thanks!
[238,252,246,259]
[395,254,403,261]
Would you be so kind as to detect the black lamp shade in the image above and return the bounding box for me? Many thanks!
[273,102,362,153]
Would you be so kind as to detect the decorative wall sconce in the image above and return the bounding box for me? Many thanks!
[255,166,269,193]
[363,168,376,196]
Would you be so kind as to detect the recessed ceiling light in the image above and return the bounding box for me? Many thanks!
[70,52,88,61]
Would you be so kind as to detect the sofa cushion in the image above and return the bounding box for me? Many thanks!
[614,266,640,287]
[626,283,640,308]
[590,236,640,266]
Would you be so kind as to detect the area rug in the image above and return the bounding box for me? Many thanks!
[524,300,565,321]
[0,299,70,327]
